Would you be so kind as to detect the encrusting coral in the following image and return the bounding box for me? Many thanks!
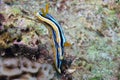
[0,1,74,80]
[0,57,55,80]
[0,43,73,80]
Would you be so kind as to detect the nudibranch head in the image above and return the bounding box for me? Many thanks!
[40,3,49,17]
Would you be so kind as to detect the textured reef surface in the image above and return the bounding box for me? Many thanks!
[0,57,54,80]
[0,0,120,80]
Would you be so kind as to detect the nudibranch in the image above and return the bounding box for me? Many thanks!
[35,4,71,73]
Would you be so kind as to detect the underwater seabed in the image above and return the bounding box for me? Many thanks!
[0,0,120,80]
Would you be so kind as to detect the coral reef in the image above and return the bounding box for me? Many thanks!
[0,43,73,80]
[0,57,55,80]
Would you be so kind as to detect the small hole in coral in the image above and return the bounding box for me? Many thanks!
[0,23,2,26]
[37,71,44,77]
[44,66,47,70]
[39,66,42,70]
[23,62,28,68]
[0,13,5,22]
[0,76,8,80]
[49,70,52,74]
[5,65,15,69]
[16,38,22,42]
[5,48,15,57]
[35,40,40,45]
[9,24,15,28]
[32,65,36,69]
[26,27,30,32]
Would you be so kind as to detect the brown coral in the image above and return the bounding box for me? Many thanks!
[0,57,55,80]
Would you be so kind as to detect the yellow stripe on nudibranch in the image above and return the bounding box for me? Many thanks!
[36,13,61,43]
[36,13,62,73]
